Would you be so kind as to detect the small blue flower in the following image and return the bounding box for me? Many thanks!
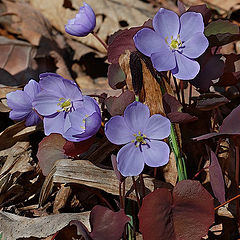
[105,101,171,177]
[65,2,96,37]
[134,8,209,80]
[7,80,41,126]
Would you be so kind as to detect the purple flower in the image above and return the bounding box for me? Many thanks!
[133,8,209,80]
[105,101,171,177]
[65,2,96,37]
[64,96,102,142]
[7,80,41,126]
[32,73,83,136]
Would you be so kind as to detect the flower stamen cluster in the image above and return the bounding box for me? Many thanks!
[57,98,73,112]
[132,132,150,152]
[165,35,182,51]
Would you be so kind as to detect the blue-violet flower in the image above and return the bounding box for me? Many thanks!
[133,8,209,80]
[32,73,83,136]
[7,80,41,126]
[65,2,96,37]
[64,96,102,142]
[105,101,171,176]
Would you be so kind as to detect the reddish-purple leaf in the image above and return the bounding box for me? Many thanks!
[111,154,126,183]
[188,4,211,25]
[190,49,224,91]
[194,104,240,141]
[63,137,95,157]
[89,206,130,240]
[37,134,67,176]
[177,0,186,15]
[107,27,143,64]
[209,149,226,204]
[105,90,135,116]
[163,94,198,123]
[139,180,214,240]
[195,93,229,111]
[107,63,126,90]
[216,54,240,87]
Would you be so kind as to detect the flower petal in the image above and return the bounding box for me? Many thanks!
[151,48,176,71]
[143,140,170,167]
[153,8,180,39]
[33,90,61,116]
[172,52,200,80]
[144,114,171,139]
[62,79,82,101]
[9,110,30,121]
[39,73,65,93]
[181,32,209,58]
[133,28,163,57]
[105,116,134,145]
[23,80,40,101]
[179,12,204,42]
[43,112,66,135]
[124,102,150,133]
[7,90,31,110]
[117,143,145,176]
[25,110,41,126]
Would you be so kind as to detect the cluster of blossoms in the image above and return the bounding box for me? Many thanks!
[7,2,209,177]
[7,73,101,142]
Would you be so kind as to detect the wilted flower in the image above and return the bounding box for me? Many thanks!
[133,8,209,80]
[65,2,96,37]
[64,96,101,142]
[7,80,41,126]
[105,101,171,176]
[32,73,83,136]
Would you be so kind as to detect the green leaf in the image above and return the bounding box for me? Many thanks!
[205,20,239,36]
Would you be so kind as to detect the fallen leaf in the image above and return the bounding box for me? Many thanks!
[37,134,67,176]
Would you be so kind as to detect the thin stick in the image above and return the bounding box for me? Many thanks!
[122,180,126,209]
[119,182,123,209]
[188,83,192,106]
[154,167,157,178]
[215,194,240,210]
[92,32,108,50]
[172,75,181,103]
[132,176,141,208]
[140,174,146,197]
[235,146,240,221]
[180,80,185,106]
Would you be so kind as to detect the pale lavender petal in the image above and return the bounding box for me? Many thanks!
[66,112,101,142]
[61,79,82,101]
[133,28,164,57]
[151,48,176,71]
[39,73,66,94]
[172,52,200,80]
[23,80,40,101]
[117,143,145,176]
[105,116,134,145]
[43,112,66,135]
[143,140,170,167]
[181,32,209,58]
[65,24,90,37]
[179,12,204,42]
[153,8,180,39]
[7,90,31,110]
[82,96,100,116]
[25,111,41,126]
[9,110,30,121]
[33,91,61,116]
[124,102,150,133]
[144,114,171,140]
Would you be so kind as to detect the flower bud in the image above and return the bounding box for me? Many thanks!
[65,2,96,37]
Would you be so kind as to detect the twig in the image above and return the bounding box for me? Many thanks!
[215,194,240,210]
[140,174,146,198]
[132,176,141,208]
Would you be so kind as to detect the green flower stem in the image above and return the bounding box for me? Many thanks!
[169,124,187,180]
[157,74,187,180]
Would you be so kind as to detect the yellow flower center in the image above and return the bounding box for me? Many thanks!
[131,131,150,152]
[57,98,72,112]
[165,35,182,50]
